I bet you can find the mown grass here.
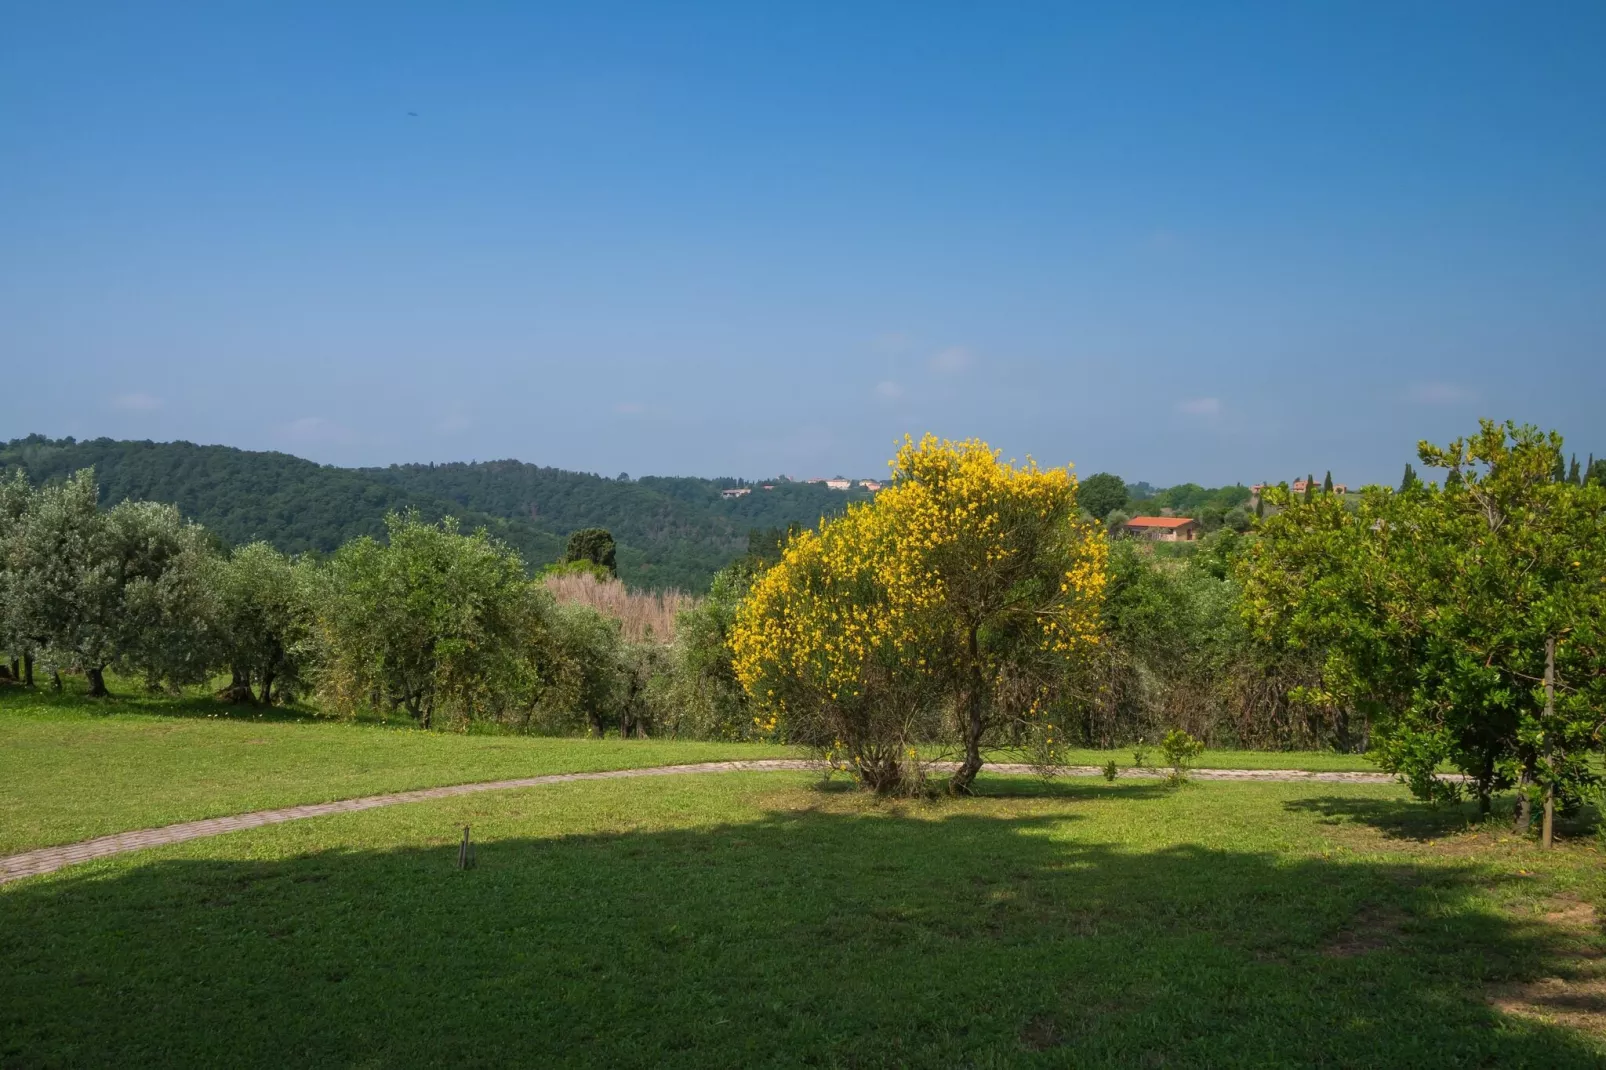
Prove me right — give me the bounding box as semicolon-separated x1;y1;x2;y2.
0;680;1376;855
0;679;796;854
4;773;1604;1067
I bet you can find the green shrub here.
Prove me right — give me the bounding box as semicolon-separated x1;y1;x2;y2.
1160;728;1205;786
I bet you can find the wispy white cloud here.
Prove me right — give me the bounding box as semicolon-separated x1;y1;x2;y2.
873;380;903;401
1404;381;1477;406
1176;396;1221;416
930;346;972;374
282;416;358;445
111;392;163;411
614;401;646;416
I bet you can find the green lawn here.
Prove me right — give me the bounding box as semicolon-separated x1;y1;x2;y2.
3;772;1603;1067
0;683;1376;855
0;683;796;854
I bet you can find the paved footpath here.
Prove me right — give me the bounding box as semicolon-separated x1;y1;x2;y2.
0;760;1398;885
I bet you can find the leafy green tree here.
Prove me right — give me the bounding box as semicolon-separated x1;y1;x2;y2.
1400;463;1418;492
103;500;222;692
0;470;37;683
1078;473;1129;521
213;542;315;704
5;470;216;696
564;528;618;576
540;601;624;736
6;470;101;690
1242;421;1606;828
655;561;760;739
317;512;541;728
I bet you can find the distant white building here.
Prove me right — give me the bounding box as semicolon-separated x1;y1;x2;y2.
860;480;882;492
825;478;852;490
721;488;751;499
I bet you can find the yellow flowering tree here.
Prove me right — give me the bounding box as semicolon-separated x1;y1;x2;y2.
730;502;939;792
732;435;1107;794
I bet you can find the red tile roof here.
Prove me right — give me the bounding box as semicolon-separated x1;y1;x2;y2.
1124;516;1197;529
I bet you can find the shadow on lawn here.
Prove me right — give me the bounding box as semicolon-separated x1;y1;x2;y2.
0;675;364;727
1287;795;1604;843
3;810;1602;1069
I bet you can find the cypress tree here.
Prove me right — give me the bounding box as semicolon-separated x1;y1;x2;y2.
1322;470;1333;494
1568;454;1581;485
1400;463;1417;492
1255;495;1265;519
1304;473;1315;503
1445;467;1464;488
1551;452;1566;483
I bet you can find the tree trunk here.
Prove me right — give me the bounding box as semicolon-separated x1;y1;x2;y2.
1514;763;1534;836
261;671;275;706
949;627;986;795
7;658;17;681
85;666;108;698
1541;637;1557;849
221;666;255;705
51;669;62;692
22;654;33;687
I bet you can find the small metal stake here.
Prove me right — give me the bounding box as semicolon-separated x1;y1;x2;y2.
457;825;476;870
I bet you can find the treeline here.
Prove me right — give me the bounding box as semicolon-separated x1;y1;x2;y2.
1077;472;1257;533
1;435;1276;591
0;436;879;591
0;467;753;739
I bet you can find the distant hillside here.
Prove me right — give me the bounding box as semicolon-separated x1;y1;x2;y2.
0;436;872;590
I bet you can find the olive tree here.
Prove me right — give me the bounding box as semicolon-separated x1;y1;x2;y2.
213;542;316;704
316;512;542;727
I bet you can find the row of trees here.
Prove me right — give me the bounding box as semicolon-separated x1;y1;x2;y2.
727;423;1605;818
8;422;1602;824
0;469;749;739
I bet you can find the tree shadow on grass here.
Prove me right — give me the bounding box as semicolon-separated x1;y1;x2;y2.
2;810;1602;1069
1286;795;1604;843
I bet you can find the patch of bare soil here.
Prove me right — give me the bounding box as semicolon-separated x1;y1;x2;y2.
1489;895;1606;1034
1541;895;1600;930
1322;903;1406;957
1491;972;1606;1033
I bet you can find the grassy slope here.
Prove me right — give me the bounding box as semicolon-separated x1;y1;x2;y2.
0;684;1379;855
4;773;1603;1067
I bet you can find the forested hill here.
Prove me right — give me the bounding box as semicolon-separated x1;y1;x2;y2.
0;436;873;590
362;460;875;588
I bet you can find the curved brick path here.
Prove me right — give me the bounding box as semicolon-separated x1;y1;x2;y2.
0;760;1400;885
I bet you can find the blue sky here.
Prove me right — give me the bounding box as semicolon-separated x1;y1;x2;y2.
3;2;1602;486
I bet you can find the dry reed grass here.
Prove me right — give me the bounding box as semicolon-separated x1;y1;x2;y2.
543;571;699;644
